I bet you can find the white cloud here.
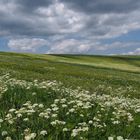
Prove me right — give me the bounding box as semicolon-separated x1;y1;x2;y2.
89;41;140;53
46;39;91;54
35;2;86;33
7;37;140;55
8;38;47;52
46;39;140;54
82;11;140;40
124;48;140;55
0;1;18;14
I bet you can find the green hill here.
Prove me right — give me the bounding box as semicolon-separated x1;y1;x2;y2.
0;52;140;140
0;52;140;93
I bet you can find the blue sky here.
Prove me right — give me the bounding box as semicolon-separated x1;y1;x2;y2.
0;0;140;55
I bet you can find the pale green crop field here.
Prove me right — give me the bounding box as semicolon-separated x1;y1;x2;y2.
0;52;140;140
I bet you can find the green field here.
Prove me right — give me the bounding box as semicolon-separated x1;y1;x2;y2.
0;52;140;140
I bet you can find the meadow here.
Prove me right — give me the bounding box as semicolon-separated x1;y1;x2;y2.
0;52;140;140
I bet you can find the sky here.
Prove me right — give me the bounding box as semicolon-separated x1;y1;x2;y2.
0;0;140;55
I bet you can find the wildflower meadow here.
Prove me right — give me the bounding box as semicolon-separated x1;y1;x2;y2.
0;52;140;140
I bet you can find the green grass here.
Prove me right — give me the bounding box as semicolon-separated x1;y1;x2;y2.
0;51;140;140
0;52;140;96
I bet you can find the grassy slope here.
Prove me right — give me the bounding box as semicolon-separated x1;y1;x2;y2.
0;52;140;139
0;51;140;97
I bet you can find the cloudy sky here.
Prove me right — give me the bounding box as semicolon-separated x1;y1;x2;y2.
0;0;140;55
